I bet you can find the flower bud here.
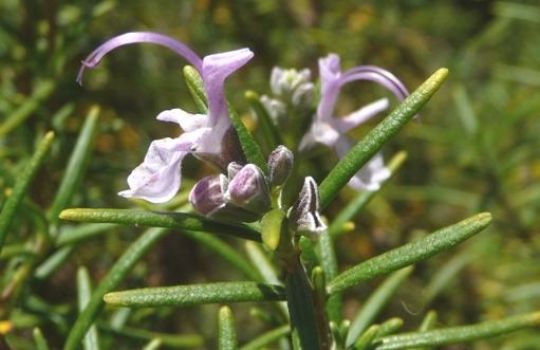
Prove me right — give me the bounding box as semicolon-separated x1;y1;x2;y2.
189;175;260;222
267;145;294;186
227;162;243;179
260;95;286;125
270;67;311;96
291;81;314;107
189;175;228;217
226;164;271;214
288;176;327;239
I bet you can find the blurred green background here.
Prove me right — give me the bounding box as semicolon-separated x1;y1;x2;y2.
1;0;540;348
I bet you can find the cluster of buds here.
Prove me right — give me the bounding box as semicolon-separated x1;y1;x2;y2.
189;145;293;223
260;67;314;125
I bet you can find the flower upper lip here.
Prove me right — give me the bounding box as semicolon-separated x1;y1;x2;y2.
300;53;410;191
78;32;253;203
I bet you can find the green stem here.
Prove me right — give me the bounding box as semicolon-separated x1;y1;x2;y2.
284;255;328;349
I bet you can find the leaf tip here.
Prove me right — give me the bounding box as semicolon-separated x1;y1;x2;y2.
244;90;258;100
182;64;199;77
88;105;101;120
44;131;55;141
475;212;492;226
425;68;450;91
219;305;233;317
387;151;408;173
58;208;76;220
103;292;118;304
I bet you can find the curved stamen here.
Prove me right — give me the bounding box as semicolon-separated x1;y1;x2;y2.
341;65;410;101
77;32;203;85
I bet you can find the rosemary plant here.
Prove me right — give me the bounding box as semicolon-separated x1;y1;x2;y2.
1;27;539;350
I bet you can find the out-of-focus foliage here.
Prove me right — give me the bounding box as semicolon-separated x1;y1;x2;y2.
1;0;539;348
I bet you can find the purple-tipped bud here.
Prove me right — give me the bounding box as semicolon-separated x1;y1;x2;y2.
267;145;294;186
289;177;327;239
189;175;228;217
189;174;261;222
226;164;271;214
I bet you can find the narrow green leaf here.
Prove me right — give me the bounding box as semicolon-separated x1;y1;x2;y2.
244;242;288;317
418;311;438;332
77;267;101;350
48;106;100;223
410;311;438;350
240;325;290;350
329;151;407;237
354;325;380;350
181;65;267;171
33;327;50;350
452;85;478;135
142;338;162;350
55;223;118;247
0;81;55;136
218;306;238;350
59;208;261;242
244;242;281;285
377;318;404;337
183;65;208;113
0;243;34;260
64;227;169;350
346;267;413;346
423;253;471;305
98;323;204;348
103;282;284;307
245;90;282;153
375;311;540;349
317;230;341;324
319;69;449;209
327;213;491;294
34;246;74;279
0;131;55;255
260;209;285;250
228;106;269;173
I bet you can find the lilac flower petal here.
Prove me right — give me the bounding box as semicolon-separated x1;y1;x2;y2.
299;121;341;150
335;138;390;191
156;108;207;132
202;48;254;124
341;65;410;101
77;32;202;85
334;98;389;133
316;54;342;123
119;130;205;203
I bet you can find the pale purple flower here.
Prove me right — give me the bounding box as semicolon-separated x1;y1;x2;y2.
300;54;410;191
78;32;253;203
